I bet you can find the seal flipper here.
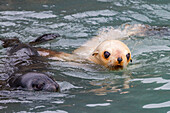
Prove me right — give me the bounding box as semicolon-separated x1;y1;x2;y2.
29;33;60;46
36;47;72;61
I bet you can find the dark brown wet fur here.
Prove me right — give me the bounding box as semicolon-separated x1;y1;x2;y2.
0;36;60;92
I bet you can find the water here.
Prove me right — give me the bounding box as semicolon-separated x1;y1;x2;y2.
0;0;170;112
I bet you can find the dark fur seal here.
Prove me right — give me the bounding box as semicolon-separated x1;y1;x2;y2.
0;34;60;92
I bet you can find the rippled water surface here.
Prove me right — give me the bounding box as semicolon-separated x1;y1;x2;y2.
0;0;170;113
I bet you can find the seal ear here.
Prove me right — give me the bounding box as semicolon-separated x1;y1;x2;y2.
89;50;102;65
91;49;99;57
92;52;98;56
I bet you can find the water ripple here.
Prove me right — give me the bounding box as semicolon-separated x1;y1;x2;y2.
143;101;170;109
0;11;56;20
86;103;111;107
64;10;118;20
132;77;170;90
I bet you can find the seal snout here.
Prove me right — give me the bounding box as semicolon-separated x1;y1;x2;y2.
117;57;123;64
44;83;60;92
31;80;60;92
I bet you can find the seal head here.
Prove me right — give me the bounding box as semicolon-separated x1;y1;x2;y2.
9;72;60;92
89;40;132;70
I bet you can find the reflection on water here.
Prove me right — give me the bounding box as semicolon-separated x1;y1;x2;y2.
0;0;169;112
89;72;132;95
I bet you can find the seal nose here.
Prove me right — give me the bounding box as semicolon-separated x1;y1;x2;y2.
45;83;60;92
54;84;60;92
117;57;122;64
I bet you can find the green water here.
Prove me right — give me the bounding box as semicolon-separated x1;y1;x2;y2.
0;0;170;113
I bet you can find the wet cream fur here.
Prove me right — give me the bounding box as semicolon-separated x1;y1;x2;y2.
38;24;146;69
73;24;146;58
88;40;131;69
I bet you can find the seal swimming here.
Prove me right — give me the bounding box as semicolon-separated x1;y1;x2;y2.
0;34;60;92
0;24;167;91
36;24;149;70
36;24;168;70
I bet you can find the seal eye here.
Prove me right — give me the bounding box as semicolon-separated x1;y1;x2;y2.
32;82;45;91
126;53;130;61
104;51;110;59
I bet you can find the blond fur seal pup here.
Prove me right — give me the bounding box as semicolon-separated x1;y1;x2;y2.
37;24;149;70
